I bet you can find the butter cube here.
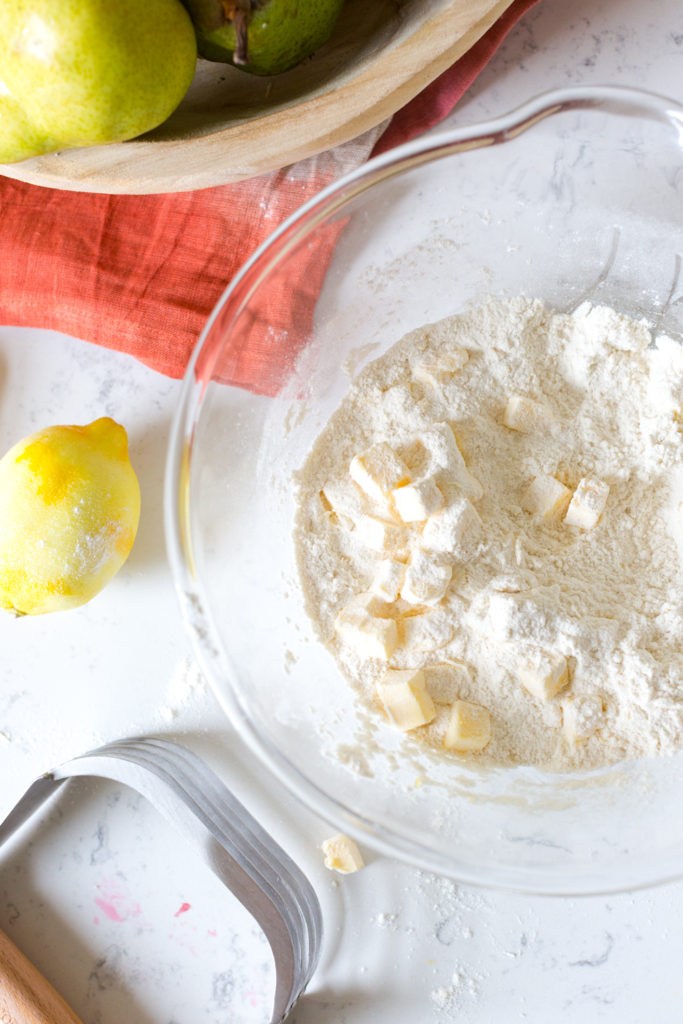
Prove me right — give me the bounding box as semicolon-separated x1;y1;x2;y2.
321;834;364;874
516;649;569;701
401;550;452;605
521;474;572;520
320;479;367;524
503;395;553;433
377;668;436;730
335;599;398;659
355;514;407;555
392;477;444;522
419;422;467;474
443;700;492;751
350;443;410;502
562;695;605;744
370;559;405;602
412;347;469;387
421;497;483;560
413;423;483;501
564;477;609;530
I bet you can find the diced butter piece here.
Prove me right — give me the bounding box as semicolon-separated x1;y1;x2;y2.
392;477;444;522
521;474;572;520
400;609;455;652
321;834;364;874
562;695;605;744
355;514;407;555
503;395;553;433
401;550;452;605
350;442;410;502
411;347;469;387
370;559;405;602
484;591;528;643
320;478;367;524
443;700;492;751
482;591;556;646
335;599;398;659
516;649;569;701
410;423;484;501
564;477;609;530
377;668;436;731
420;422;467;474
421;497;483;560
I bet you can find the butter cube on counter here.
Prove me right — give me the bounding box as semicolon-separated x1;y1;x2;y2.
392;477;444;522
321;834;365;874
401;550;452;605
421;496;483;560
443;700;492;751
350;443;410;503
370;558;405;602
377;668;436;730
516;648;569;701
521;474;572;520
411;347;469;387
334;596;398;660
564;477;609;530
503;395;553;433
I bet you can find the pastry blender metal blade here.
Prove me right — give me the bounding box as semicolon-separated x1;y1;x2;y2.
0;736;322;1024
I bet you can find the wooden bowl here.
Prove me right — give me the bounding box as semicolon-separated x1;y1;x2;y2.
0;0;513;194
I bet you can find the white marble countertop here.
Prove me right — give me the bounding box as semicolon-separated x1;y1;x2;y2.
1;1;682;1021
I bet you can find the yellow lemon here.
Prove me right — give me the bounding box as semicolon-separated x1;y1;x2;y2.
0;417;140;615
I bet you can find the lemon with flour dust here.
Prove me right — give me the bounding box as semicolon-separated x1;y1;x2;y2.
0;418;140;615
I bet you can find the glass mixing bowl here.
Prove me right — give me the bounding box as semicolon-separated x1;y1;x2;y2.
166;86;683;895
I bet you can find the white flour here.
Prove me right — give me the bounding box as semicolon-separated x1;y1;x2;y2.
293;298;683;769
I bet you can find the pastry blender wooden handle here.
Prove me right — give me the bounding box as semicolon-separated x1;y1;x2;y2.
0;926;84;1024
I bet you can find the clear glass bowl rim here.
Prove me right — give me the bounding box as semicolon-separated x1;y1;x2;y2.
164;84;683;895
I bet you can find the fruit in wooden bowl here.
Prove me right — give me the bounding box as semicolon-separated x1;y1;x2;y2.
0;418;140;615
182;0;346;74
0;0;511;193
0;0;197;164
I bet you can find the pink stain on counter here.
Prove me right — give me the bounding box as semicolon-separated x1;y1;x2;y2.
94;878;142;922
174;902;191;917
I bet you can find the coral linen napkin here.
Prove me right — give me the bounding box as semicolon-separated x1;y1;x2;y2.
0;0;538;383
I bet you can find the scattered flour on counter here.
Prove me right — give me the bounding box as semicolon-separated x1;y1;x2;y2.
158;656;207;723
293;297;683;770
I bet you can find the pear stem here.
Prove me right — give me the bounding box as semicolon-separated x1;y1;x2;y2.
221;0;254;64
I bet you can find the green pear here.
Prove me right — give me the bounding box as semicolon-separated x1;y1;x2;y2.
182;0;345;75
0;0;197;164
